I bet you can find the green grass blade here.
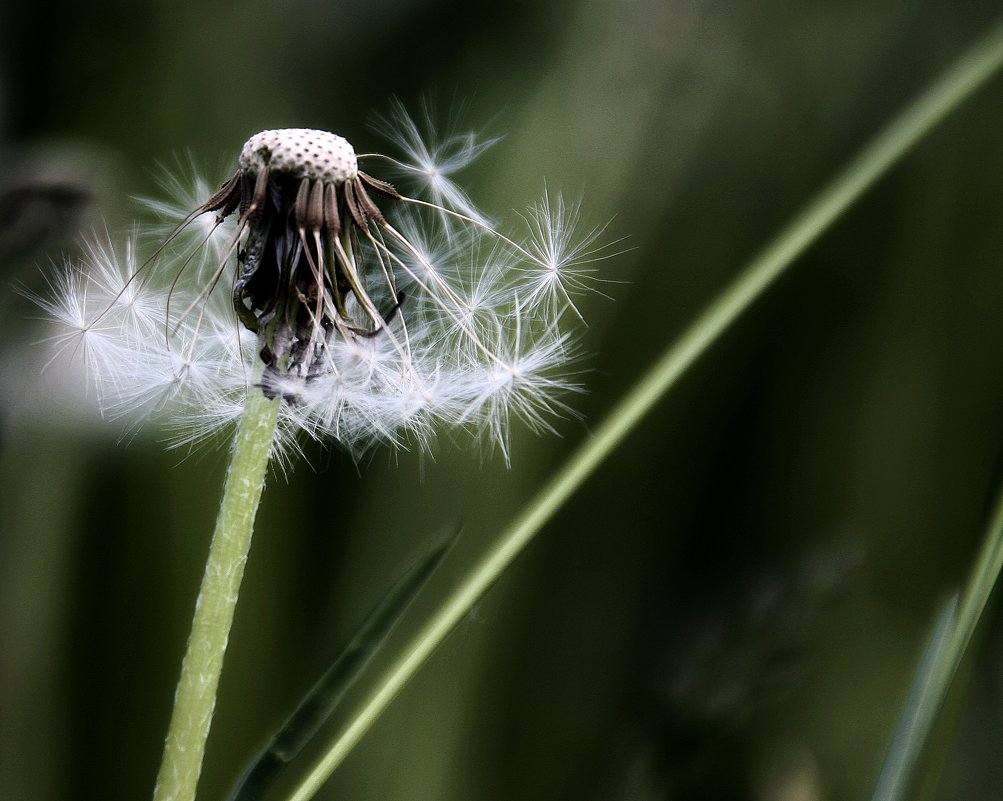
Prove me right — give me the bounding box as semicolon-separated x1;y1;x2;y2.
871;478;1003;800
949;480;1003;677
871;596;958;801
284;18;1003;801
225;531;458;801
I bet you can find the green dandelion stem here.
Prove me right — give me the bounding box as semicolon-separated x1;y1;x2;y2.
153;386;280;801
285;17;1003;801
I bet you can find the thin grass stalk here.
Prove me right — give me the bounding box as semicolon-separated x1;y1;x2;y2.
947;477;1003;679
873;476;1003;801
870;596;957;801
284;17;1003;801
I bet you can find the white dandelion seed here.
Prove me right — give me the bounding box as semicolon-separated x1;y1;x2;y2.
517;187;626;321
39;108;617;460
368;98;499;225
138;156;237;276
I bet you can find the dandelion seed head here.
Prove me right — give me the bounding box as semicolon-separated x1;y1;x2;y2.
38;106;618;461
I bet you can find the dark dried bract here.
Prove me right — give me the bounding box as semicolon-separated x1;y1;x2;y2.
198;151;404;395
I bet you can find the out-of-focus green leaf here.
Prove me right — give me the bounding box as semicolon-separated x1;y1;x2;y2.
224;529;459;801
871;595;956;801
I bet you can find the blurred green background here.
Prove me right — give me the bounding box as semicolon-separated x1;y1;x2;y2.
4;1;1003;799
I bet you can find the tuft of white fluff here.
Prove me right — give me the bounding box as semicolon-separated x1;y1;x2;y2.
39;107;616;463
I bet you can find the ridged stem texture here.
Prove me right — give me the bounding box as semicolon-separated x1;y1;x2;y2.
153;387;280;801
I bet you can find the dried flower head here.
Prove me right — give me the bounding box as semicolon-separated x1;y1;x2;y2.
39;109;615;459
